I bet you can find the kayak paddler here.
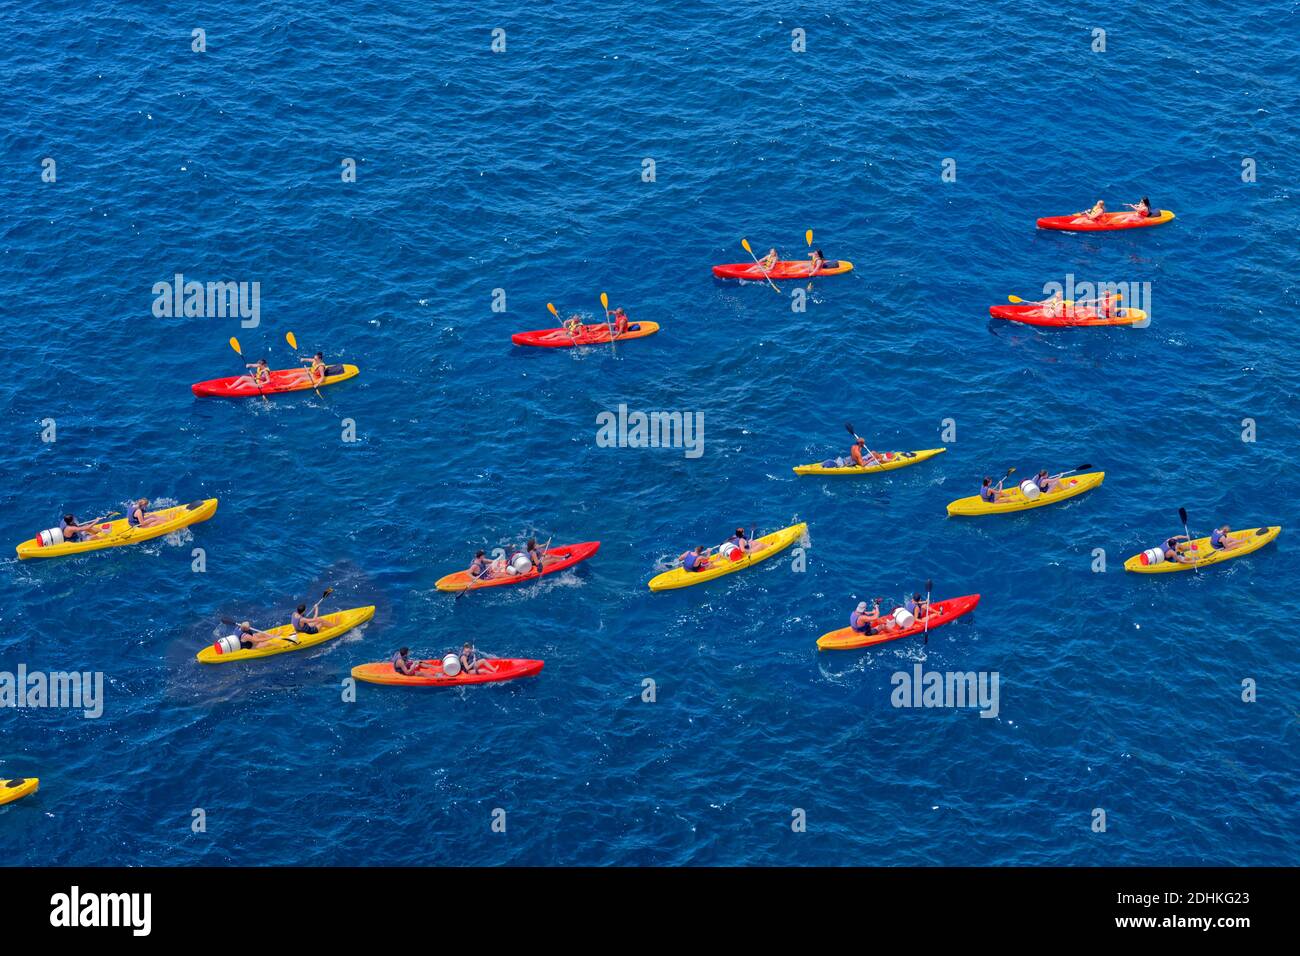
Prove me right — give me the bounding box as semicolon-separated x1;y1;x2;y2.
563;314;585;342
467;549;494;582
807;249;826;275
459;642;492;675
1126;196;1158;218
1211;525;1247;552
979;476;1013;504
525;538;546;572
612;307;631;338
127;498;166;528
679;545;711;573
301;352;328;385
59;513;104;542
721;527;767;561
232;621;277;650
392;647;425;675
291;599;331;635
759;248;779;270
1031;470;1063;494
233;357;271;389
850;438;891;469
1153;534;1195;564
1080;200;1106;221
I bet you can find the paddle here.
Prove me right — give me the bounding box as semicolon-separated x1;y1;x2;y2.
805;229;817;288
1047;463;1092;485
285;331;324;399
309;587;334;619
923;577;934;644
599;291;616;348
229;336;268;404
844;422;885;468
1179;506;1199;573
740;238;781;293
547;302;579;344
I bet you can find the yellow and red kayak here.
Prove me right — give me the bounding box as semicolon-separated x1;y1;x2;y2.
712;260;853;280
817;594;981;650
512;322;659;347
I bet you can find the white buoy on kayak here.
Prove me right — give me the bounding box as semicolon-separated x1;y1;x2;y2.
1019;480;1042;500
442;654;461;676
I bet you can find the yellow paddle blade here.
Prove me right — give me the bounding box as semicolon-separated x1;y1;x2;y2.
600;292;609;309
805;229;813;246
741;238;753;254
1008;295;1025;303
286;331;298;350
228;336;243;355
547;302;558;317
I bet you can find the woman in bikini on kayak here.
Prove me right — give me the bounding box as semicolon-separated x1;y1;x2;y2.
233;358;272;389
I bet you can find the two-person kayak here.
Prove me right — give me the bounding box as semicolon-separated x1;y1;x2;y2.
351;657;544;687
435;540;600;591
1125;525;1280;573
192;364;359;397
198;605;376;663
512;322;659;348
16;498;218;559
947;470;1104;516
1037;197;1175;232
713;259;853;280
648;522;806;590
989;304;1147;327
818;594;981;650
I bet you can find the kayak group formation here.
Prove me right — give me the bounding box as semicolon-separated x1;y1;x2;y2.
1;200;1275;799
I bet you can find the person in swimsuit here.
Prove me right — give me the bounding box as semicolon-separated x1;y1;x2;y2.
612;307;630;338
1081;200;1106;220
808;249;826;275
59;513;103;543
1126;196;1157;218
759;248;779;270
1038;290;1065;318
680;545;711;573
904;593;929;617
563;315;585;341
980;477;1013;504
233;621;277;650
127;498;165;528
234;358;271;389
391;647;424;675
291;602;330;635
459;642;492;675
1211;525;1245;551
1158;534;1195;563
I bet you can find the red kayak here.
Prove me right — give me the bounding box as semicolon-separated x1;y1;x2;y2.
817;594;981;650
435;541;601;591
989;304;1147;327
712;259;854;280
192;364;360;397
512;321;660;348
1036;209;1175;232
351;658;544;686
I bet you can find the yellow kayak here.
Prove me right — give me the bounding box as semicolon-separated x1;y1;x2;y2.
648;522;806;591
15;498;219;559
0;778;38;806
946;472;1104;516
1124;526;1281;573
793;447;946;476
197;606;376;663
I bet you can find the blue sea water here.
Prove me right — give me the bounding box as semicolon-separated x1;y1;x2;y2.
1;1;1298;866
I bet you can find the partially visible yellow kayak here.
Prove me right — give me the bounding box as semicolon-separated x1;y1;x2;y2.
946;473;1104;516
648;523;806;591
1124;526;1281;573
794;447;946;476
0;778;38;806
15;498;218;559
197;606;376;663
